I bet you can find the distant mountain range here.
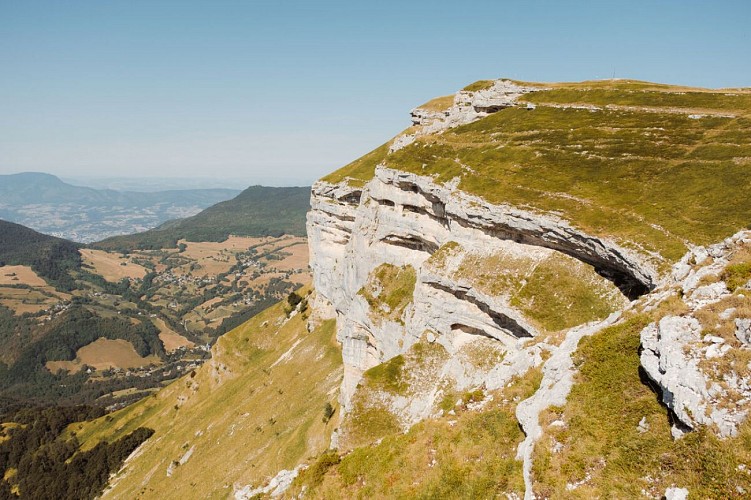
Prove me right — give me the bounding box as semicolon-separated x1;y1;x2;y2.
0;172;241;243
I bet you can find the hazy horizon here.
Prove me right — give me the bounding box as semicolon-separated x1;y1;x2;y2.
11;170;312;189
2;0;750;183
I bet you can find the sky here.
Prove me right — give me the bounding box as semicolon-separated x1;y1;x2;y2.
1;0;750;187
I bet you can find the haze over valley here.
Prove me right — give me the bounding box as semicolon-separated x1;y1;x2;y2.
0;173;241;243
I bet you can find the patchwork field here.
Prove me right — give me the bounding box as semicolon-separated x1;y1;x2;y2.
153;318;195;352
0;265;71;316
46;338;161;373
0;265;47;287
80;249;148;281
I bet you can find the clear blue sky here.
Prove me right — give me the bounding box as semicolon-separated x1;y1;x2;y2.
1;0;749;186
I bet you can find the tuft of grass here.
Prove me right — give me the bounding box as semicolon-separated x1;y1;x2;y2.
358;264;417;324
294;449;340;489
341;339;455;450
723;262;751;291
363;355;408;395
462;80;496;92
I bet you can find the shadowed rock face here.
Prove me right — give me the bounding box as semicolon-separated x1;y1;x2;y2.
307;165;654;410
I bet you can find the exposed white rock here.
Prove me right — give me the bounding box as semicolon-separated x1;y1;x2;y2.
664;486;689;500
689;281;729;306
515;313;621;500
640;231;751;438
736;318;751;345
637;416;650;433
308;165;654;414
640;316;720;434
389;80;543;153
234;465;304;499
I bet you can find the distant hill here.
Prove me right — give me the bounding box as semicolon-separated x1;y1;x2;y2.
94;185;311;250
0;172;239;206
0;219;81;289
0;172;240;242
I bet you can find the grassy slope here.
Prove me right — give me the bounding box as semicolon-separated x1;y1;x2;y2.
426;241;626;334
322;80;751;264
290;360;542;499
94;185;311;250
69;293;342;499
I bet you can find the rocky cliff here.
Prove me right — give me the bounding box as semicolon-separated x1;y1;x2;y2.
303;79;751;498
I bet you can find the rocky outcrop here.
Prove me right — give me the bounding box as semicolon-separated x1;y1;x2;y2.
234;466;303;499
390;80;543;153
307;163;658;413
640;231;751;438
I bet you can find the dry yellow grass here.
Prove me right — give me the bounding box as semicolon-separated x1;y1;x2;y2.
0;265;48;287
417;94;455;112
45;338;160;373
153;318;195;352
271;241;309;270
0;285;66;315
178;236;264;259
0;265;70;314
81;249;148;281
175;236;274;277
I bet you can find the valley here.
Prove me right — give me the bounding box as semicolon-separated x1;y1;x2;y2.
0;173;241;243
0;183;312;414
0;233;310;412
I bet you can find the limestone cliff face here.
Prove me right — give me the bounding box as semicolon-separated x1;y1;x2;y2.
307;164;653;413
306;77;751;470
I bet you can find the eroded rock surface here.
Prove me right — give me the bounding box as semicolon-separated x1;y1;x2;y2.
640;231;751;438
391;80;542;153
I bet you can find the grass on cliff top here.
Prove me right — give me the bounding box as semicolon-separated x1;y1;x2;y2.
531;312;751;498
417;95;455;112
523;86;751;113
290;366;542;499
324;80;751;264
321;142;391;186
67;290;342;500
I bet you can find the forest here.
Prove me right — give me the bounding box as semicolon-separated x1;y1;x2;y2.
0;405;153;499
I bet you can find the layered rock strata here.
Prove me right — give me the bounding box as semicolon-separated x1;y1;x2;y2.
307;165;656;410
